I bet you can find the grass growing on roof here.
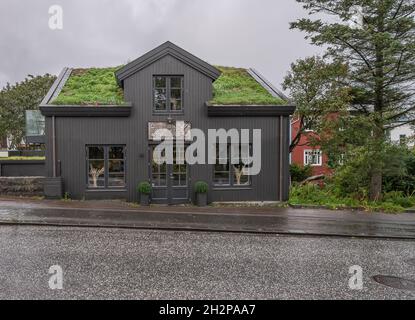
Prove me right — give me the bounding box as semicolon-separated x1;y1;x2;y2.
52;67;125;105
210;66;285;105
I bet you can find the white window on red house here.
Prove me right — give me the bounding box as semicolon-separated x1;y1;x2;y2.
304;150;322;166
303;119;314;132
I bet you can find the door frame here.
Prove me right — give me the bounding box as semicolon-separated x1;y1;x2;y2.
148;143;191;205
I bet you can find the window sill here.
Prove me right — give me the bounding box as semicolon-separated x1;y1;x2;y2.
86;188;127;192
213;186;252;191
152;112;184;116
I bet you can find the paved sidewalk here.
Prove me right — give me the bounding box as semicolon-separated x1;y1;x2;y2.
0;197;414;239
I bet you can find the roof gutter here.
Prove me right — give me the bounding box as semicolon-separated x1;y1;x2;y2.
206;103;296;117
39;104;133;117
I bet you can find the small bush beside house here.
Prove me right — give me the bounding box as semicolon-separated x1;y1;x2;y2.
137;181;151;206
195;181;208;207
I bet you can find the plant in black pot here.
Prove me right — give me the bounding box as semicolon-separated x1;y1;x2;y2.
137;181;151;206
195;181;208;207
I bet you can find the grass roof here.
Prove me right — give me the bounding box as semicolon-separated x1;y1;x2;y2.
210;66;285;105
52;67;125;105
51;65;285;106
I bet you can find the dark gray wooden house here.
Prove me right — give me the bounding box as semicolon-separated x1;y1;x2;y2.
40;42;295;204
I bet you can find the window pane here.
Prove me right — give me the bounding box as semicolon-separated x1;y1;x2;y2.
214;144;230;186
233;164;250;186
26;110;45;136
154;89;167;110
152;174;167;187
88;146;104;159
214;163;230;185
88;160;105;188
214;172;230;185
109;160;124;173
170;89;182;111
170;88;182;100
155;76;166;88
109;146;124;159
304;150;321;166
170;77;182;88
152;158;167;187
172;174;180;186
108;173;125;187
172;174;187;187
171;99;182;111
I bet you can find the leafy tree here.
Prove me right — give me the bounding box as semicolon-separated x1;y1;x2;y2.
0;74;56;148
283;56;351;152
291;0;415;200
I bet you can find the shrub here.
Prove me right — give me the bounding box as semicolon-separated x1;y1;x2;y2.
289;183;411;213
333;147;370;198
195;181;208;194
290;164;313;183
383;147;415;195
137;181;151;195
383;191;415;208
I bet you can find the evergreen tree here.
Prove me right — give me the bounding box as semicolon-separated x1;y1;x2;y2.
291;0;415;200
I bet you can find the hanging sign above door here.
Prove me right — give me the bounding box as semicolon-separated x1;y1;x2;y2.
148;121;192;141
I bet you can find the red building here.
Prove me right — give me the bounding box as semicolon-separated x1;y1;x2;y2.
290;117;332;176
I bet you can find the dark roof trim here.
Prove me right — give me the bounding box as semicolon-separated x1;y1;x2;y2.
39;104;132;117
115;41;221;85
247;68;290;102
206;103;296;117
40;68;72;105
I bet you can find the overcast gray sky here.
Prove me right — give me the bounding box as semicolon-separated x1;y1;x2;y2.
0;0;322;91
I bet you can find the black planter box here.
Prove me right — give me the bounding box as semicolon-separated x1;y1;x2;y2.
140;193;150;206
196;193;207;207
44;177;64;199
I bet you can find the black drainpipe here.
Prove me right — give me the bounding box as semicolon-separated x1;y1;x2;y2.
52;115;56;177
279;116;283;201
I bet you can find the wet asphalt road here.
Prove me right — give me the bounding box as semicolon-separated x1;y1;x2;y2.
0;225;414;300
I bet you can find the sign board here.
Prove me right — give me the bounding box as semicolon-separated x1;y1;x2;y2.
148;121;192;141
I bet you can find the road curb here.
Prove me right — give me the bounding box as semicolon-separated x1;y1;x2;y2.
1;219;414;240
290;204;415;214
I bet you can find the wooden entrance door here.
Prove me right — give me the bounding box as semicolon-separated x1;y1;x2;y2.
150;145;189;204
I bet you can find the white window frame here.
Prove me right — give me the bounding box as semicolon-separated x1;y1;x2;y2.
304;149;322;166
303;119;314;132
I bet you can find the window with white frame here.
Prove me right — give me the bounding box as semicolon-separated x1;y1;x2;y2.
304;150;322;166
303;118;314;132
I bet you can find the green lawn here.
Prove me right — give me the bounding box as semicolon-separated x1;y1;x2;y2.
210;66;286;105
52;67;125;105
51;65;286;106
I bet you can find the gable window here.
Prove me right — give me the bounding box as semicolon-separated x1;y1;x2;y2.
213;144;252;187
153;76;183;112
87;145;126;189
304;150;322;166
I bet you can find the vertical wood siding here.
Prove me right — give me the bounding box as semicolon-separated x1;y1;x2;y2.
45;55;290;202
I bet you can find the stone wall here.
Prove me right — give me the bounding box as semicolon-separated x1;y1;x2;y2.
0;177;44;196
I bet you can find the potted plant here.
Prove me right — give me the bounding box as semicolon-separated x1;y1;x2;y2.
137;181;151;206
195;181;208;207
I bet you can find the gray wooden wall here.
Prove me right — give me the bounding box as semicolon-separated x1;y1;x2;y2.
45;55;290;202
